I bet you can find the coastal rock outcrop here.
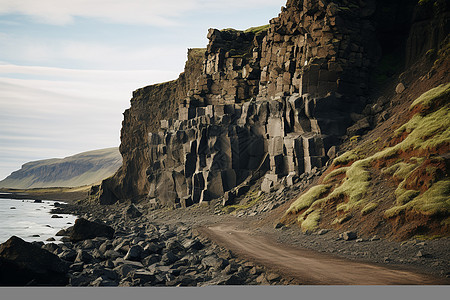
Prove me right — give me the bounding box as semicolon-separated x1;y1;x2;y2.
0;236;69;286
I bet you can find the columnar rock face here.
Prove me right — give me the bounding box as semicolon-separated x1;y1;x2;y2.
258;0;378;99
94;49;205;204
188;27;267;105
95;0;383;206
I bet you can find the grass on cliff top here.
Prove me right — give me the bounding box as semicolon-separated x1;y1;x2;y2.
282;83;450;230
221;24;269;36
244;24;270;35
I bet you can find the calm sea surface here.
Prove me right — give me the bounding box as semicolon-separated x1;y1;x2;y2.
0;194;77;243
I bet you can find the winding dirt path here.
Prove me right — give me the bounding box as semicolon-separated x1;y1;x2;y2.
199;223;447;285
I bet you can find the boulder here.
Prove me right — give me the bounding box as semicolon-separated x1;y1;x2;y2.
58;249;78;262
395;83;405;94
182;239;204;251
341;231;357;241
74;250;94;264
55;228;68;236
0;236;69;286
201;255;226;269
142;254;161;266
69;218;115;242
161;251;178;265
124;245;144;261
222;191;235;206
124;204;143;219
346;117;371;136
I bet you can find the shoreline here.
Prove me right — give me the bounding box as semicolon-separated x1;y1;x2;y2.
1;188;448;285
0;186;90;204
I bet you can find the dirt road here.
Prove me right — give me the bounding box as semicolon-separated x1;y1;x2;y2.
200;223;448;285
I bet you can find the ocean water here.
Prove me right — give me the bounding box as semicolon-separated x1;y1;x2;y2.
0;195;77;243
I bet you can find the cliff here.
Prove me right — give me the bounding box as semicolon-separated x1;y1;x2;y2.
92;0;449;240
0;148;121;189
94;0;380;205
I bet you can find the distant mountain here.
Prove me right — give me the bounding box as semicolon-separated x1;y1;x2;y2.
0;148;122;189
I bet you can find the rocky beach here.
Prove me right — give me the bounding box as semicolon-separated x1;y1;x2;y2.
2;170;448;287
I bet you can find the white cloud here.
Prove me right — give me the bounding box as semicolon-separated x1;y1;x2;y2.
0;32;189;70
0;63;180;99
0;0;283;26
0;0;198;25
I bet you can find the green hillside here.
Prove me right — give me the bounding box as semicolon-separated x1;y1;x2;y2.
0;148;122;189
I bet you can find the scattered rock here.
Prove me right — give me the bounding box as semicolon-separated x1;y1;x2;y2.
124;245;144;261
75;250;94;264
395;83;405;94
317;229;329;235
340;231;357;241
103;250;122;260
81;239;94;249
142;254;161;266
55;229;68;236
51;215;63;219
124;204;142;219
59;249;77;262
274;222;284;229
416;250;430;258
161;251;178;265
370;235;380;241
266;273;281;282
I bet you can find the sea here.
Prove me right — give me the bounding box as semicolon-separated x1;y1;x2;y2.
0;193;77;243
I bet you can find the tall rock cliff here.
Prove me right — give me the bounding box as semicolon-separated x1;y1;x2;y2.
93;0;449;208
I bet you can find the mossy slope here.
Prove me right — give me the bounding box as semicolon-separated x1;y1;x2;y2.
282;83;450;236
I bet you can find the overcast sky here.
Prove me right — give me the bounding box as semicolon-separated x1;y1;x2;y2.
0;0;284;180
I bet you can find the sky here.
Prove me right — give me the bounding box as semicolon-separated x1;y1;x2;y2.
0;0;284;180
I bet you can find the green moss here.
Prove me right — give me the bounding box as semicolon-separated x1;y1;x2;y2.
332;214;352;225
411;83;450;111
223;190;263;214
323;167;349;183
414;234;443;240
394;105;450;152
396;189;420;205
361;202;379;215
393;161;422;179
299;210;321;232
385;179;450;218
286;184;332;214
327;159;371;212
333;150;360;165
418;0;430;4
